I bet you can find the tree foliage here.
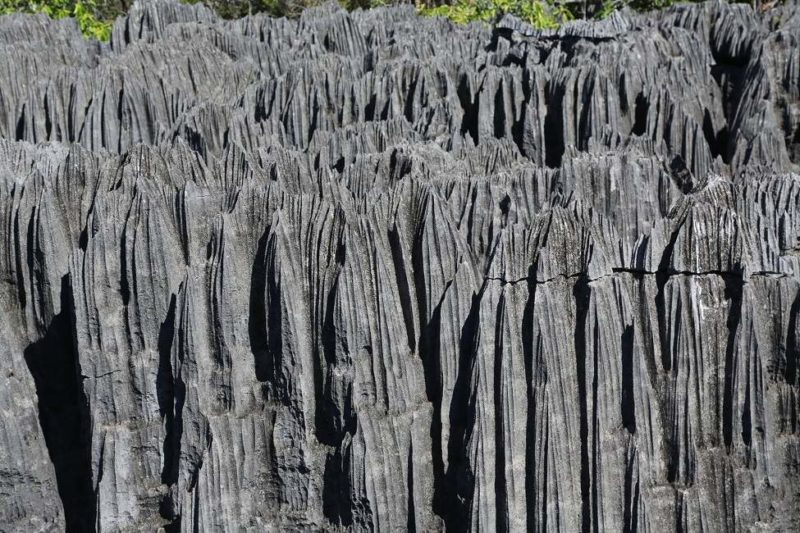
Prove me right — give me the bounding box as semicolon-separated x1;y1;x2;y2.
0;0;112;39
0;0;778;42
418;0;572;28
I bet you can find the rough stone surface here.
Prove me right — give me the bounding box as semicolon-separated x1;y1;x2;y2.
0;1;799;531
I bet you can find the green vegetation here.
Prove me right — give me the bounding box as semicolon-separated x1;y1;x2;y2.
417;0;764;27
0;0;113;40
181;0;298;19
418;0;572;29
0;0;780;42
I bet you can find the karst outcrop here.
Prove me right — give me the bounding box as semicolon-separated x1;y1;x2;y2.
0;0;798;530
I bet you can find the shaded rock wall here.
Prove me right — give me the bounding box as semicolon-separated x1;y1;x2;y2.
0;1;798;531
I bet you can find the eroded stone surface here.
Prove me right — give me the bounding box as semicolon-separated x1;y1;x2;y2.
0;1;798;531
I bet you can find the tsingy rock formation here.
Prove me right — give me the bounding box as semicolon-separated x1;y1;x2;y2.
0;0;798;530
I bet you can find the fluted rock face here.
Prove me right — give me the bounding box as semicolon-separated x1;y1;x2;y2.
0;0;799;531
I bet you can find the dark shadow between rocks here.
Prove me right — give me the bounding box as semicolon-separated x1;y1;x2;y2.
23;274;96;533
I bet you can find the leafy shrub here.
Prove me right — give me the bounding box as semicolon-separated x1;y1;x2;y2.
419;0;773;26
418;0;572;28
0;0;780;43
0;0;112;39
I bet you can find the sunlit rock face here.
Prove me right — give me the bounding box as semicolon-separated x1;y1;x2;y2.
0;0;798;530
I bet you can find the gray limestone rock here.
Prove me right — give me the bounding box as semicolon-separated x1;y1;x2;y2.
0;1;798;531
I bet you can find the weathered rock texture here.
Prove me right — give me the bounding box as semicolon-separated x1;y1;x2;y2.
0;0;799;531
